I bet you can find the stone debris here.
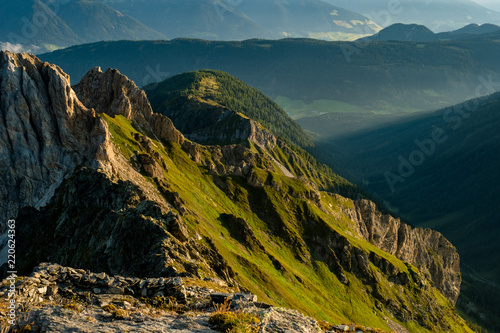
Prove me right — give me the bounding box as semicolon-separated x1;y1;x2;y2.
0;263;186;305
0;263;384;333
209;292;232;304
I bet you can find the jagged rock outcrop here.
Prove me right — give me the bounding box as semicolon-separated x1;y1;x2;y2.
348;199;461;304
74;67;184;145
0;51;112;226
183;109;278;150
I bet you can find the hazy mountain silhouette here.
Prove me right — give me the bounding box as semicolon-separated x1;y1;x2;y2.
324;0;500;32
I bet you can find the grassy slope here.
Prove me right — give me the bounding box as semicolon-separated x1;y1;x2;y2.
146;70;359;197
100;112;473;332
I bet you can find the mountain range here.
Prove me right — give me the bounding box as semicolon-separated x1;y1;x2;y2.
234;0;381;40
95;0;382;41
324;0;500;32
2;0;500;330
0;0;165;53
35;32;500;331
359;22;500;42
0;51;476;332
93;0;275;41
38;34;500;131
3;0;500;52
0;0;384;54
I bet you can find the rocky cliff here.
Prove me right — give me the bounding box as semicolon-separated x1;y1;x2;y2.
350;200;461;304
0;51;112;226
74;66;184;145
0;52;472;332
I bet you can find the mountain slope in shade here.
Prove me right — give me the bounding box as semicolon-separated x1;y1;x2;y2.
236;0;381;40
92;0;275;40
323;0;500;32
316;92;500;331
0;0;83;52
56;0;166;43
447;22;500;34
96;0;380;41
358;23;438;41
0;0;165;53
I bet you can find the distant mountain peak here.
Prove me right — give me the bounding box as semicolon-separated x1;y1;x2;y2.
322;0;500;32
358;23;438;42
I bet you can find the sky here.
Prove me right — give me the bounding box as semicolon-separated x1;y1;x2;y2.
471;0;500;11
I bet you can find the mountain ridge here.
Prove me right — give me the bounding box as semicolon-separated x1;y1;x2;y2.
323;0;500;32
314;91;500;331
358;22;500;42
38;36;500;116
0;51;473;332
94;0;381;41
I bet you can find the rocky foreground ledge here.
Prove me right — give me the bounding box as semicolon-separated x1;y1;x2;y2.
0;263;398;333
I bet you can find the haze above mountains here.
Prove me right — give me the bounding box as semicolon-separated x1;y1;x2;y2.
325;0;500;32
0;0;166;53
0;0;384;53
3;0;500;54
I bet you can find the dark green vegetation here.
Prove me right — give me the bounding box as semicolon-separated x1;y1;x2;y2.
93;0;380;41
323;0;500;32
146;69;358;197
0;0;164;53
146;70;314;148
39;35;500;135
315;92;500;331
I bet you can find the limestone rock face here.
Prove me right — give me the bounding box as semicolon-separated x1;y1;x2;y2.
74;67;184;145
349;199;461;304
0;51;112;225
